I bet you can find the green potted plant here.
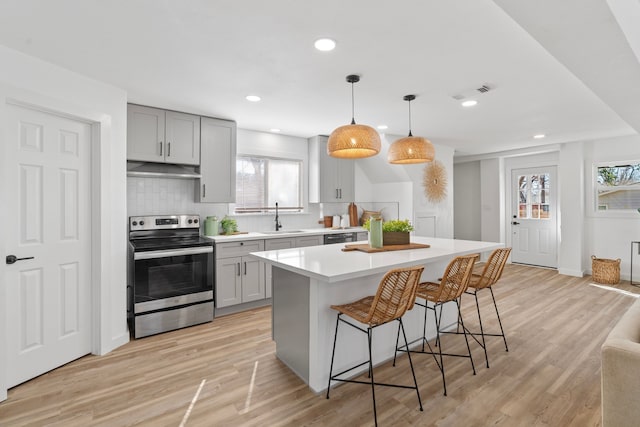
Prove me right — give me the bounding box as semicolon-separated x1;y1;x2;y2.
220;216;238;235
363;218;414;245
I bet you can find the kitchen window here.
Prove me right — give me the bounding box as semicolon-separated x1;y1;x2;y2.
595;162;640;211
235;156;303;213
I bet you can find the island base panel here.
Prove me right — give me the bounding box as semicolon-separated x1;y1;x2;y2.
273;267;310;382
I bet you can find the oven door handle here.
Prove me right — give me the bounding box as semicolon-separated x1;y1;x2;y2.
134;246;213;260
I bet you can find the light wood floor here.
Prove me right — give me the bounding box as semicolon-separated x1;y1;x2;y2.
1;264;638;426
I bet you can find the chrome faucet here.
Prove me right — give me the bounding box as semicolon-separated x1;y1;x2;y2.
275;202;282;231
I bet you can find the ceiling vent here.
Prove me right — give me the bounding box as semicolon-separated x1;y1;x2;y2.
451;83;494;101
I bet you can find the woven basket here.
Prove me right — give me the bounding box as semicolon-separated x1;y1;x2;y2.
591;255;621;284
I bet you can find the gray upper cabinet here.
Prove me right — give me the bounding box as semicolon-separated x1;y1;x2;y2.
197;117;237;203
127;104;201;165
308;135;355;203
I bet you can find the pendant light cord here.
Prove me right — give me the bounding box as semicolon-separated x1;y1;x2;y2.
350;81;356;125
407;98;413;137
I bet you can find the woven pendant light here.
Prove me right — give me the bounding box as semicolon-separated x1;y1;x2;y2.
328;75;381;159
388;95;435;164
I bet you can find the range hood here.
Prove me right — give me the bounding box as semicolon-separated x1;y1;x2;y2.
127;162;201;179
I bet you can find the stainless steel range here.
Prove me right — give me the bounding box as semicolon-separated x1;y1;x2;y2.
127;214;214;338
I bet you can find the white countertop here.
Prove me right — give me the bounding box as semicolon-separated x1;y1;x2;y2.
204;227;367;242
250;236;503;283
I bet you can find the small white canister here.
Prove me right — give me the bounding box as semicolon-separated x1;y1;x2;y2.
332;215;341;228
341;215;350;228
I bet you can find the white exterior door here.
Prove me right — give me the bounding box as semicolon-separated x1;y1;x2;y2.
511;166;558;268
4;103;92;387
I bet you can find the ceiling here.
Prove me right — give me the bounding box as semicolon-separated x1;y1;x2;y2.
0;0;639;157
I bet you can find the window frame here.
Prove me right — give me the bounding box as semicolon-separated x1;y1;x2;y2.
233;154;304;215
591;160;640;217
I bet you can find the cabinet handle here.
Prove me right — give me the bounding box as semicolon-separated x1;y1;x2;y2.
339;189;342;199
159;141;163;156
336;189;339;199
244;261;247;275
167;142;171;157
202;184;206;198
237;262;241;276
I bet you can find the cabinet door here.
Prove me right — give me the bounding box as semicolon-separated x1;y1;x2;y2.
198;117;237;202
309;135;355;202
165;111;201;165
356;232;368;241
216;257;242;308
127;104;165;162
241;257;265;302
336;159;355;201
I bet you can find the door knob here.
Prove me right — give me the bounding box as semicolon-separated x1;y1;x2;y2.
511;221;520;225
6;255;35;264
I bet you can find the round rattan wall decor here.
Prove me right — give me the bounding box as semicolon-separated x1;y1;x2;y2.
423;160;447;203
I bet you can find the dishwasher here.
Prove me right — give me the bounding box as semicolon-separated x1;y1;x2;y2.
324;232;357;245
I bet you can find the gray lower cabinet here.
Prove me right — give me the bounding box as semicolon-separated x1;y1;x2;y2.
357;232;368;241
215;240;265;308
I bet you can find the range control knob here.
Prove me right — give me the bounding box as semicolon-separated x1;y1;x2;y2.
132;221;138;226
193;218;199;224
188;219;193;224
139;221;145;226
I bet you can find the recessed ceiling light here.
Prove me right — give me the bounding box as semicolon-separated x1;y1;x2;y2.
533;134;546;139
246;95;261;102
314;38;336;51
270;128;281;133
461;100;478;107
377;125;388;130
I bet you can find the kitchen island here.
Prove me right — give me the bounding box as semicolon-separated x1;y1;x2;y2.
250;236;503;392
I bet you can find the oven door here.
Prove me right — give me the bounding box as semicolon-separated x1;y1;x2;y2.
133;246;214;313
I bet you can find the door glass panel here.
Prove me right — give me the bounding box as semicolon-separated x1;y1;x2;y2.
517;173;550;220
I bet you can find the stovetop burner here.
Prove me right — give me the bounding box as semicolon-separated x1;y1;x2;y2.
128;215;212;252
130;235;212;252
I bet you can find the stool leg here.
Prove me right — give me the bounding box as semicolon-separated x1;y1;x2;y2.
434;303;447;396
474;290;489;368
490;287;509;352
399;318;423;411
392;321;401;367
326;313;341;399
367;328;378;427
457;300;476;375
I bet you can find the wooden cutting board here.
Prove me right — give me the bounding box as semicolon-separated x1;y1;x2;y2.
341;242;431;253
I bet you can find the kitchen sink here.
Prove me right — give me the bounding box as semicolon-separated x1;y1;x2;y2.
260;230;305;234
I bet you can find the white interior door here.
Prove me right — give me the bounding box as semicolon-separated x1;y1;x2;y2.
511;166;558;268
4;103;92;388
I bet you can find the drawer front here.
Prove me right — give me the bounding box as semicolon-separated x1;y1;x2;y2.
296;235;323;247
265;238;295;250
216;240;265;258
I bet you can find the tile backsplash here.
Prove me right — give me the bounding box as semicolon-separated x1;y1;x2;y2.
126;177;395;233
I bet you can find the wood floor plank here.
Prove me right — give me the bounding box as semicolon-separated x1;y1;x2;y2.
0;264;637;426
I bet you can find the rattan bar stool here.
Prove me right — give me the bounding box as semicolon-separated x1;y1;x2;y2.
463;247;512;368
395;254;478;396
326;266;425;427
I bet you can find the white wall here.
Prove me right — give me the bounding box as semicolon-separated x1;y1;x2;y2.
480;158;505;244
558;142;585;276
454;161;481;240
0;45;128;400
354;136;455;238
584;134;640;280
454;135;640;280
